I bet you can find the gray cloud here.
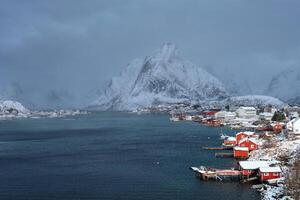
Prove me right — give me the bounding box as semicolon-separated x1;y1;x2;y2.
0;0;300;108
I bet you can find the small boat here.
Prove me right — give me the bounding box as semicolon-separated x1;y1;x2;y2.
220;133;229;140
170;117;179;122
170;115;180;122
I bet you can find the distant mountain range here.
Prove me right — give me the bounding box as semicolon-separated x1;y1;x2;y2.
1;44;299;110
204;66;253;96
265;66;300;105
92;43;229;110
92;43;290;110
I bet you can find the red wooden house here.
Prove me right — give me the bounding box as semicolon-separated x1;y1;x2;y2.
223;137;237;147
238;161;269;177
233;146;249;159
258;167;282;182
236;131;257;143
238;137;258;151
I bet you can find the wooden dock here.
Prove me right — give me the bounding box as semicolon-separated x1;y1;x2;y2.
190;166;241;181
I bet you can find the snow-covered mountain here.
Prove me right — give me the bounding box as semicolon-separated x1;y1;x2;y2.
0;99;88;120
266;67;300;105
92;43;229;110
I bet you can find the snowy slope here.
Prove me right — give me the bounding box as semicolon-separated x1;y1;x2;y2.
266;67;300;104
0;99;88;120
221;95;285;108
93;43;229;110
204;66;253;96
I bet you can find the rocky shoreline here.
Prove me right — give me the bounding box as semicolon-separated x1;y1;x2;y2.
249;134;300;199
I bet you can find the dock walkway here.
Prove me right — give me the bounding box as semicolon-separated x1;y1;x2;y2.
190;166;241;181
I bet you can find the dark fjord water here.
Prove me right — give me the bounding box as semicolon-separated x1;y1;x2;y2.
0;112;260;200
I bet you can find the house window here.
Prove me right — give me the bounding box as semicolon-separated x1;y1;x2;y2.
251;145;254;148
273;173;278;176
264;173;269;176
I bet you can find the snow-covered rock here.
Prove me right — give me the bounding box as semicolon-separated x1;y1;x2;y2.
0;99;88;120
0;100;30;119
266;67;300;104
221;95;286;108
92;43;229;110
250;136;300;200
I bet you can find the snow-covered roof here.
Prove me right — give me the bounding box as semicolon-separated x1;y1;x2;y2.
239;161;269;170
234;146;249;151
238;137;258;145
238;106;256;110
259;167;282;173
236;131;256;136
226;137;236;142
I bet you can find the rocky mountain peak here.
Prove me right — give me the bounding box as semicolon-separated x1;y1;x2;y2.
92;43;229;110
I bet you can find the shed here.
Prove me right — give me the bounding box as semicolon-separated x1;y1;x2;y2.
258;167;282;182
236;131;257;143
223;137;237;147
238;137;258;151
233;146;249;159
238;161;269;176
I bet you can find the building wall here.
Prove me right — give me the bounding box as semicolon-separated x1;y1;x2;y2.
234;150;249;158
259;172;281;181
239;140;257;151
236;133;248;143
236;107;257;119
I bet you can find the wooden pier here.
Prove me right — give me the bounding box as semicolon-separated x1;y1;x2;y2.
190;166;241;181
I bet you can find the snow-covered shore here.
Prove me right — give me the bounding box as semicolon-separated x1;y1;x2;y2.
249;134;300;200
0;100;88;120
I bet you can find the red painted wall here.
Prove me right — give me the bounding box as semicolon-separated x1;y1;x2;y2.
241;169;255;176
239;140;258;151
236;133;248;143
234;150;249;158
259;172;281;181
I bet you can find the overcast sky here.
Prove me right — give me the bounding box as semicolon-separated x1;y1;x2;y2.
0;0;300;108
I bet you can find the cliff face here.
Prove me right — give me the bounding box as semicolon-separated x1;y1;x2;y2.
93;43;228;110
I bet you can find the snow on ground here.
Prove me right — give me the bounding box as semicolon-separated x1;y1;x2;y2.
261;184;287;200
222;95;286;108
249;135;300;200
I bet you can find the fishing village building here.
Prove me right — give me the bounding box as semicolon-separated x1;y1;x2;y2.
238;137;258;151
223;137;237;146
235;131;257;143
214;111;236;120
236;107;257;119
233;146;249;159
258;167;282;182
238;161;269;177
